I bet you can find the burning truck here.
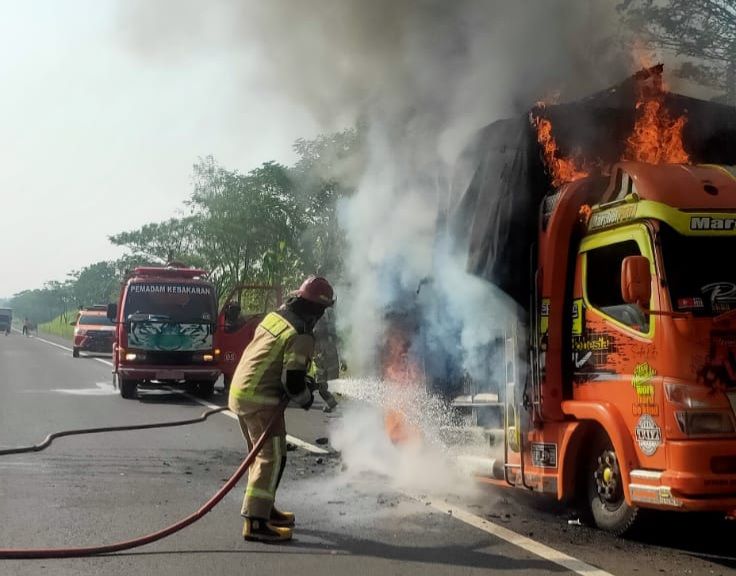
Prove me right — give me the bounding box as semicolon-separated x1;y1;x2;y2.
380;65;736;534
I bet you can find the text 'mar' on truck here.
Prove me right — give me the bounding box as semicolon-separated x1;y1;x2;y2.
443;67;736;534
108;265;220;400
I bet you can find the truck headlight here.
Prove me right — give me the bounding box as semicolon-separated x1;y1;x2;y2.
664;381;711;408
675;411;736;436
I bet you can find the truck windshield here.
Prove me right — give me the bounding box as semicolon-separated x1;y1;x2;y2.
660;224;736;316
78;315;113;326
123;283;216;323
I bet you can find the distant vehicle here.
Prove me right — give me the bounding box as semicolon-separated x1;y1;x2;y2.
71;305;114;357
0;308;12;335
108;266;219;399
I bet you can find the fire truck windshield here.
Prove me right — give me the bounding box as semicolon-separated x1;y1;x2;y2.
123;283;216;323
660;224;736;316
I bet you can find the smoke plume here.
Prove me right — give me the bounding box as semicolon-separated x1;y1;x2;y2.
121;0;631;391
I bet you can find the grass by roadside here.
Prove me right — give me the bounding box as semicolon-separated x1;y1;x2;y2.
39;313;76;340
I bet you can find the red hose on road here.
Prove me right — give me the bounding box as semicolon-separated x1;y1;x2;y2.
0;406;229;456
0;399;288;559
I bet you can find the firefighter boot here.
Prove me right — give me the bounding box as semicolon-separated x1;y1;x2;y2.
243;517;293;543
270;507;295;527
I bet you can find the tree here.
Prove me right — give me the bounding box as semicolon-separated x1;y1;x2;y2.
109;216;202;265
188;157;307;293
618;0;736;101
69;261;119;307
290;126;365;280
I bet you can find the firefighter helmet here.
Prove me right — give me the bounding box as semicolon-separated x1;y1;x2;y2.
295;276;335;307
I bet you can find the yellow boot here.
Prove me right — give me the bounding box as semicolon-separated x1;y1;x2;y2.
243;517;292;543
270;507;295;527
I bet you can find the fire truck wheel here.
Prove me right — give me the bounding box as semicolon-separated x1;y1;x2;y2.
72;347;80;358
587;433;639;535
119;378;138;399
193;381;215;399
223;374;232;391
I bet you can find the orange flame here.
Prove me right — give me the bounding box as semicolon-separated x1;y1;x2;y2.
381;324;422;444
624;89;689;164
579;204;592;225
381;325;422;386
533;113;589;188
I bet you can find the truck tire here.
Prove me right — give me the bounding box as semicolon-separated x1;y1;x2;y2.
586;431;639;535
193;381;215;399
119;378;138;399
72;347;80;358
223;374;232;391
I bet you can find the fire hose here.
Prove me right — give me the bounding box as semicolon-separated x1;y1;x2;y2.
0;399;289;559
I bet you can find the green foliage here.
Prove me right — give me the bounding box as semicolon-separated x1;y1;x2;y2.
9;256;162;325
39;313;76;340
10;282;76;326
188;157;306;292
290;126;365;279
109;217;204;266
14;127;365;310
618;0;736;100
69;261;119;308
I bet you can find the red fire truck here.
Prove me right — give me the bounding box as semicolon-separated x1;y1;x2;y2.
108;266;220;399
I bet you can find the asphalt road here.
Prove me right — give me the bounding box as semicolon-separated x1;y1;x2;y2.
1;331;735;576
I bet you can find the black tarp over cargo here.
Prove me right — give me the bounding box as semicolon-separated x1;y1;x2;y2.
448;66;736;310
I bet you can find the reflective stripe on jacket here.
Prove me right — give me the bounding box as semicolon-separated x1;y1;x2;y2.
228;311;314;409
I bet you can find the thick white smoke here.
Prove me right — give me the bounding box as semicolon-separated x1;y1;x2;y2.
121;0;630;418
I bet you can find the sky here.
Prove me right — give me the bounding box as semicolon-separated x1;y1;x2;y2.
0;0;319;297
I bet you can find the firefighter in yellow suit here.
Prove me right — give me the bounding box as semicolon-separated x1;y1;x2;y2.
228;275;336;543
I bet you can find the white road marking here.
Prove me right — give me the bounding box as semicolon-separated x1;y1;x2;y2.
31;334;114;368
52;382;118;396
418;499;613;576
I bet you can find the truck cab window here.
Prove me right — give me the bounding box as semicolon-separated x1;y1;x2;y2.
586;240;649;333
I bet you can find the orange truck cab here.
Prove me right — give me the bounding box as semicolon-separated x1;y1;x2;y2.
108;266;220;400
497;162;736;534
445;68;736;534
71;305;115;357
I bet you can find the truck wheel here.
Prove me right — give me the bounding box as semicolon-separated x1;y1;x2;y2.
72;347;80;358
119;378;138;399
194;381;215;399
223;374;232;391
586;432;639;535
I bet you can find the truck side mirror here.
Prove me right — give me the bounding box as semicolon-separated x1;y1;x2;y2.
621;256;651;307
107;303;118;322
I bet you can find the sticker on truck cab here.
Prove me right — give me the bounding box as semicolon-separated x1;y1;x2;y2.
531;442;558;468
635;414;662;456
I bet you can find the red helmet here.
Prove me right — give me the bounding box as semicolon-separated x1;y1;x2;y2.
295;275;335;307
